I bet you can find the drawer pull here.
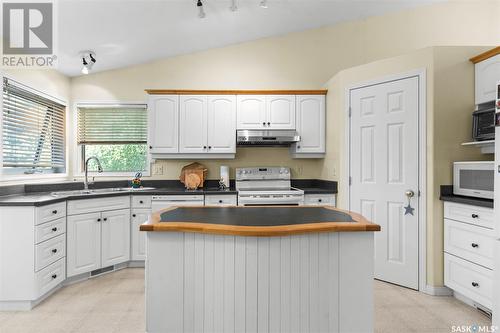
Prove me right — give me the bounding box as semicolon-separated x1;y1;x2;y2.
51;249;58;254
140;200;144;204
51;227;58;232
318;199;322;202
52;274;57;279
219;200;223;203
471;243;479;248
471;282;479;288
471;214;479;219
52;210;58;214
132;214;136;217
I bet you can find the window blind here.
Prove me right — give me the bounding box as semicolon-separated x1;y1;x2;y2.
2;78;66;173
77;106;147;144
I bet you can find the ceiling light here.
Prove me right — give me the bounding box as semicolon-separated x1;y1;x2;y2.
230;0;237;11
259;0;268;8
197;0;205;18
79;51;96;75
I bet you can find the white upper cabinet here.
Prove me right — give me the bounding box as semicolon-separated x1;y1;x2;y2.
207;95;237;154
475;54;500;104
292;95;325;156
266;95;296;129
236;95;267;129
148;95;179;153
237;95;295;129
179;95;208;153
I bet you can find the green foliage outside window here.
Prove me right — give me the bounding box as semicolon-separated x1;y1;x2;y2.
83;144;147;172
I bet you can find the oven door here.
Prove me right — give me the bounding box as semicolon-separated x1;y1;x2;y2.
237;194;304;206
453;162;494;199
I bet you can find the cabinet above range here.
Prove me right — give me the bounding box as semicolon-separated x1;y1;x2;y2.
146;90;327;159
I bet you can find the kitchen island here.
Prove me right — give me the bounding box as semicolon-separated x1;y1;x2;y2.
141;206;380;333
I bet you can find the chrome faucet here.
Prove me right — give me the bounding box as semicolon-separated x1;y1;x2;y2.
84;157;103;190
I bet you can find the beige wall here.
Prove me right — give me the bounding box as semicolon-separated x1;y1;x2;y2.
69;0;500;180
320;46;492;287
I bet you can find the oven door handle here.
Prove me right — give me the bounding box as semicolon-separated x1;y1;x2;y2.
237;195;304;205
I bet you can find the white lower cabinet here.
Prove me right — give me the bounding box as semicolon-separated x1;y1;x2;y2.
67;212;102;277
101;209;131;267
443;201;494;310
131;209;150;261
67;209;130;277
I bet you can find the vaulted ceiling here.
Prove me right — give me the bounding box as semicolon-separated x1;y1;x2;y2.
57;0;441;76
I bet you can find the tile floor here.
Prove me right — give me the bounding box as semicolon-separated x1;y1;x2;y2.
0;268;491;333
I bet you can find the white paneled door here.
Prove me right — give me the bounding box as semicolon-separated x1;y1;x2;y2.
349;76;419;289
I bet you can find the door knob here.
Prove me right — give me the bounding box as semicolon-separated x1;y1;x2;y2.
405;190;415;198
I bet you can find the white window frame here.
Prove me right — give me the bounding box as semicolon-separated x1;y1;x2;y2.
73;101;151;178
0;72;69;183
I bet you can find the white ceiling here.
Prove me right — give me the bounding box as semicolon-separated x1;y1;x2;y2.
57;0;440;77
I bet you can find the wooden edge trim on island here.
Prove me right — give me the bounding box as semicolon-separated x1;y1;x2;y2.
140;206;381;236
145;89;328;95
469;46;500;64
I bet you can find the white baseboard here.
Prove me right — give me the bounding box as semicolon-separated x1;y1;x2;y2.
422;285;453;296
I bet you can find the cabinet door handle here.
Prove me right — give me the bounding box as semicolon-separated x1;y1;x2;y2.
208;146;212;149
471;214;479;219
103;218;108;221
97;218;101;222
219;200;223;203
267;122;270;126
132;214;136;217
51;249;58;254
52;274;57;279
471;243;479;248
297;145;301;149
472;282;479;288
52;210;58;214
139;200;144;204
203;146;207;149
51;227;58;232
149;146;152;149
262;122;266;126
318;199;322;202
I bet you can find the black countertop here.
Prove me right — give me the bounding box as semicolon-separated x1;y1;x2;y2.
159;206;354;226
439;185;494;209
0;179;338;207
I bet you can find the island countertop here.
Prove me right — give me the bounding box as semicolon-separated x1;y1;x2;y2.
140;206;380;236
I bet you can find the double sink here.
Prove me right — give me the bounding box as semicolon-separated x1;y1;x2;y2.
51;187;155;197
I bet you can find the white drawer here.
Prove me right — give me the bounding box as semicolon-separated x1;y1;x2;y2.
67;196;130;215
132;196;152;209
444;202;494;229
444;253;493;309
35;258;65;298
444;219;494;269
304;194;336;206
35;234;66;272
35;202;66;225
35;217;66;244
205;194;237;206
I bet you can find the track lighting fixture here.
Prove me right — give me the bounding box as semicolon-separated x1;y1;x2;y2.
197;0;205;18
79;51;96;75
259;0;268;8
230;0;237;12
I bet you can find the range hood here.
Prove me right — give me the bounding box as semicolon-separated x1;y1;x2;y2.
237;130;300;146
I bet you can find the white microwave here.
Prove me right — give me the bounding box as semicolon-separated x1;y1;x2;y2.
453;161;494;199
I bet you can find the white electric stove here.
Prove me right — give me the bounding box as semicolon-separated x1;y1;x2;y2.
236;167;304;206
